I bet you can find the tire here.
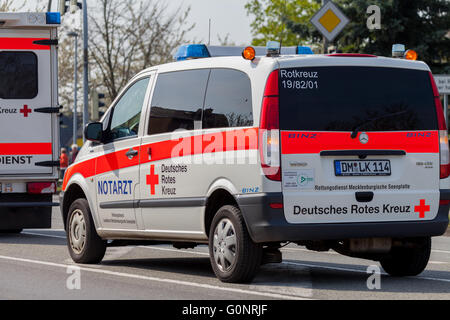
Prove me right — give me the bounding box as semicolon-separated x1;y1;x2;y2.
208;205;262;283
66;198;106;264
0;229;22;234
380;237;431;277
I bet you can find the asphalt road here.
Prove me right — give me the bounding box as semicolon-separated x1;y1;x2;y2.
0;204;449;300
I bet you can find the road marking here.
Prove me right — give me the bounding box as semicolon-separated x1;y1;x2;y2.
0;254;309;300
22;232;66;239
19;232;450;283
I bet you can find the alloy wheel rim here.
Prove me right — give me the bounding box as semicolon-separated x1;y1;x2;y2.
69;209;86;254
213;218;237;272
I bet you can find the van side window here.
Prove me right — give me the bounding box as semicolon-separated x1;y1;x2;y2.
148;69;209;135
203;69;253;129
0;52;38;99
108;77;149;141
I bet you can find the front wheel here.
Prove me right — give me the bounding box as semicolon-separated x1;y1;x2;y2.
66;198;106;264
380;237;431;277
208;205;262;283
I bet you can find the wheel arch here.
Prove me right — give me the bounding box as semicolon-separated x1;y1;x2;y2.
62;177;99;230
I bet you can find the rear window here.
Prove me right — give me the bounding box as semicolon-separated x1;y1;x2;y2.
0;52;38;99
279;66;437;131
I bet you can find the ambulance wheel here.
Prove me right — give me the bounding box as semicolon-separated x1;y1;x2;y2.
380;237;431;277
66;198;106;264
0;229;22;234
209;205;262;283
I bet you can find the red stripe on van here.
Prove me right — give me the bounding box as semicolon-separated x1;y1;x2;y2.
62;128;258;191
0;143;52;155
281;131;439;154
0;38;51;50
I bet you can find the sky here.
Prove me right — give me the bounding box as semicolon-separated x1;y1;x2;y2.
40;0;253;46
166;0;253;45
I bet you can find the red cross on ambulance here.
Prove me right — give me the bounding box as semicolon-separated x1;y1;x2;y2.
20;105;32;117
414;199;430;219
146;164;159;195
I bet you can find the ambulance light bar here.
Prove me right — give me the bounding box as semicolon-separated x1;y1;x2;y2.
174;44;314;61
46;12;61;25
0;12;61;28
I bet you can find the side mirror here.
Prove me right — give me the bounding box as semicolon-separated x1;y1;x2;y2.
84;122;103;143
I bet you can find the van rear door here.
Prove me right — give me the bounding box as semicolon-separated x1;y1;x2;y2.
279;66;440;224
0;28;55;176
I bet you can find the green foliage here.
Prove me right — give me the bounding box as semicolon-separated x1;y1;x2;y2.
245;0;321;46
337;0;450;73
246;0;450;73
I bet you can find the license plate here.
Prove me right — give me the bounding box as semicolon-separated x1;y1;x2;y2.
334;160;391;176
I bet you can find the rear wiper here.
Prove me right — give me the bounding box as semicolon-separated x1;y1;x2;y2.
350;110;408;139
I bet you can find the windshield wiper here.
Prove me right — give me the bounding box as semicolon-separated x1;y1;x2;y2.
350;110;408;139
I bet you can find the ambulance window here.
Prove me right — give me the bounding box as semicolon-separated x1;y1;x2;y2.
203;69;253;129
108;77;149;141
0;52;38;99
148;69;209;135
279;67;437;131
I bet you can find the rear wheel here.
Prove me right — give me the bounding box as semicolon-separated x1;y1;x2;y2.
380;237;431;277
66;198;106;264
208;205;262;283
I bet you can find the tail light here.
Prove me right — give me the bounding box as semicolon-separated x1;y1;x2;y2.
259;70;281;181
27;182;56;194
429;72;449;179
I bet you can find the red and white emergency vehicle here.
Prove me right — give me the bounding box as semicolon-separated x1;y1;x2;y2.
61;43;450;283
0;12;61;232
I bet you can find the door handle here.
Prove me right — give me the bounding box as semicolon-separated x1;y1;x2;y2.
125;148;138;159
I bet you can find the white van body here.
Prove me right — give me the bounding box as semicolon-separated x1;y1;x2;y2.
61;45;450;282
0;13;60;230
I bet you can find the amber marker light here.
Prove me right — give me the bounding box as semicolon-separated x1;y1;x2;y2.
242;46;256;61
404;49;418;61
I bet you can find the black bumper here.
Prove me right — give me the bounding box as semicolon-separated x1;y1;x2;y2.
0;194;58;230
237;191;450;243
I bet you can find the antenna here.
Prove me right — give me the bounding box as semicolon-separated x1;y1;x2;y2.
208;19;211;46
278;0;287;52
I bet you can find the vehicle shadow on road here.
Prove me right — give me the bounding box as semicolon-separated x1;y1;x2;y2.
0;233;66;246
283;259;450;295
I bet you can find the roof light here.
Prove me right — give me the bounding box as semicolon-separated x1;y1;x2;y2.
173;44;210;61
46;12;61;25
392;44;405;58
242;46;256;60
266;41;281;56
296;46;314;54
404;49;418;61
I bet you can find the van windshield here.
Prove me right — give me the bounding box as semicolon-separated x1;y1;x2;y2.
279;66;437;131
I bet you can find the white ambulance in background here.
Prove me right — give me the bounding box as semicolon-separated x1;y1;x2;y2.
0;12;61;232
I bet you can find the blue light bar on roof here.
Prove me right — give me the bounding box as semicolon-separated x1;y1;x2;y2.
174;44;210;61
297;46;314;54
46;12;61;24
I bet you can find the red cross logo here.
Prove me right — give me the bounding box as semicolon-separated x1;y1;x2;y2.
414;199;430;219
20;105;32;117
146;165;159;195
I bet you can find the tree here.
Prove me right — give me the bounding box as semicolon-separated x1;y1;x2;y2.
337;0;450;73
88;0;193;101
246;0;450;73
245;0;320;46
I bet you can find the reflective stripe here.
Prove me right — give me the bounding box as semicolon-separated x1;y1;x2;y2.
0;38;51;50
0;143;52;155
281;131;439;154
62;128;259;191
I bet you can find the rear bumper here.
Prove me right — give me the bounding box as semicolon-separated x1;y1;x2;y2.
0;193;57;229
237;191;450;243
